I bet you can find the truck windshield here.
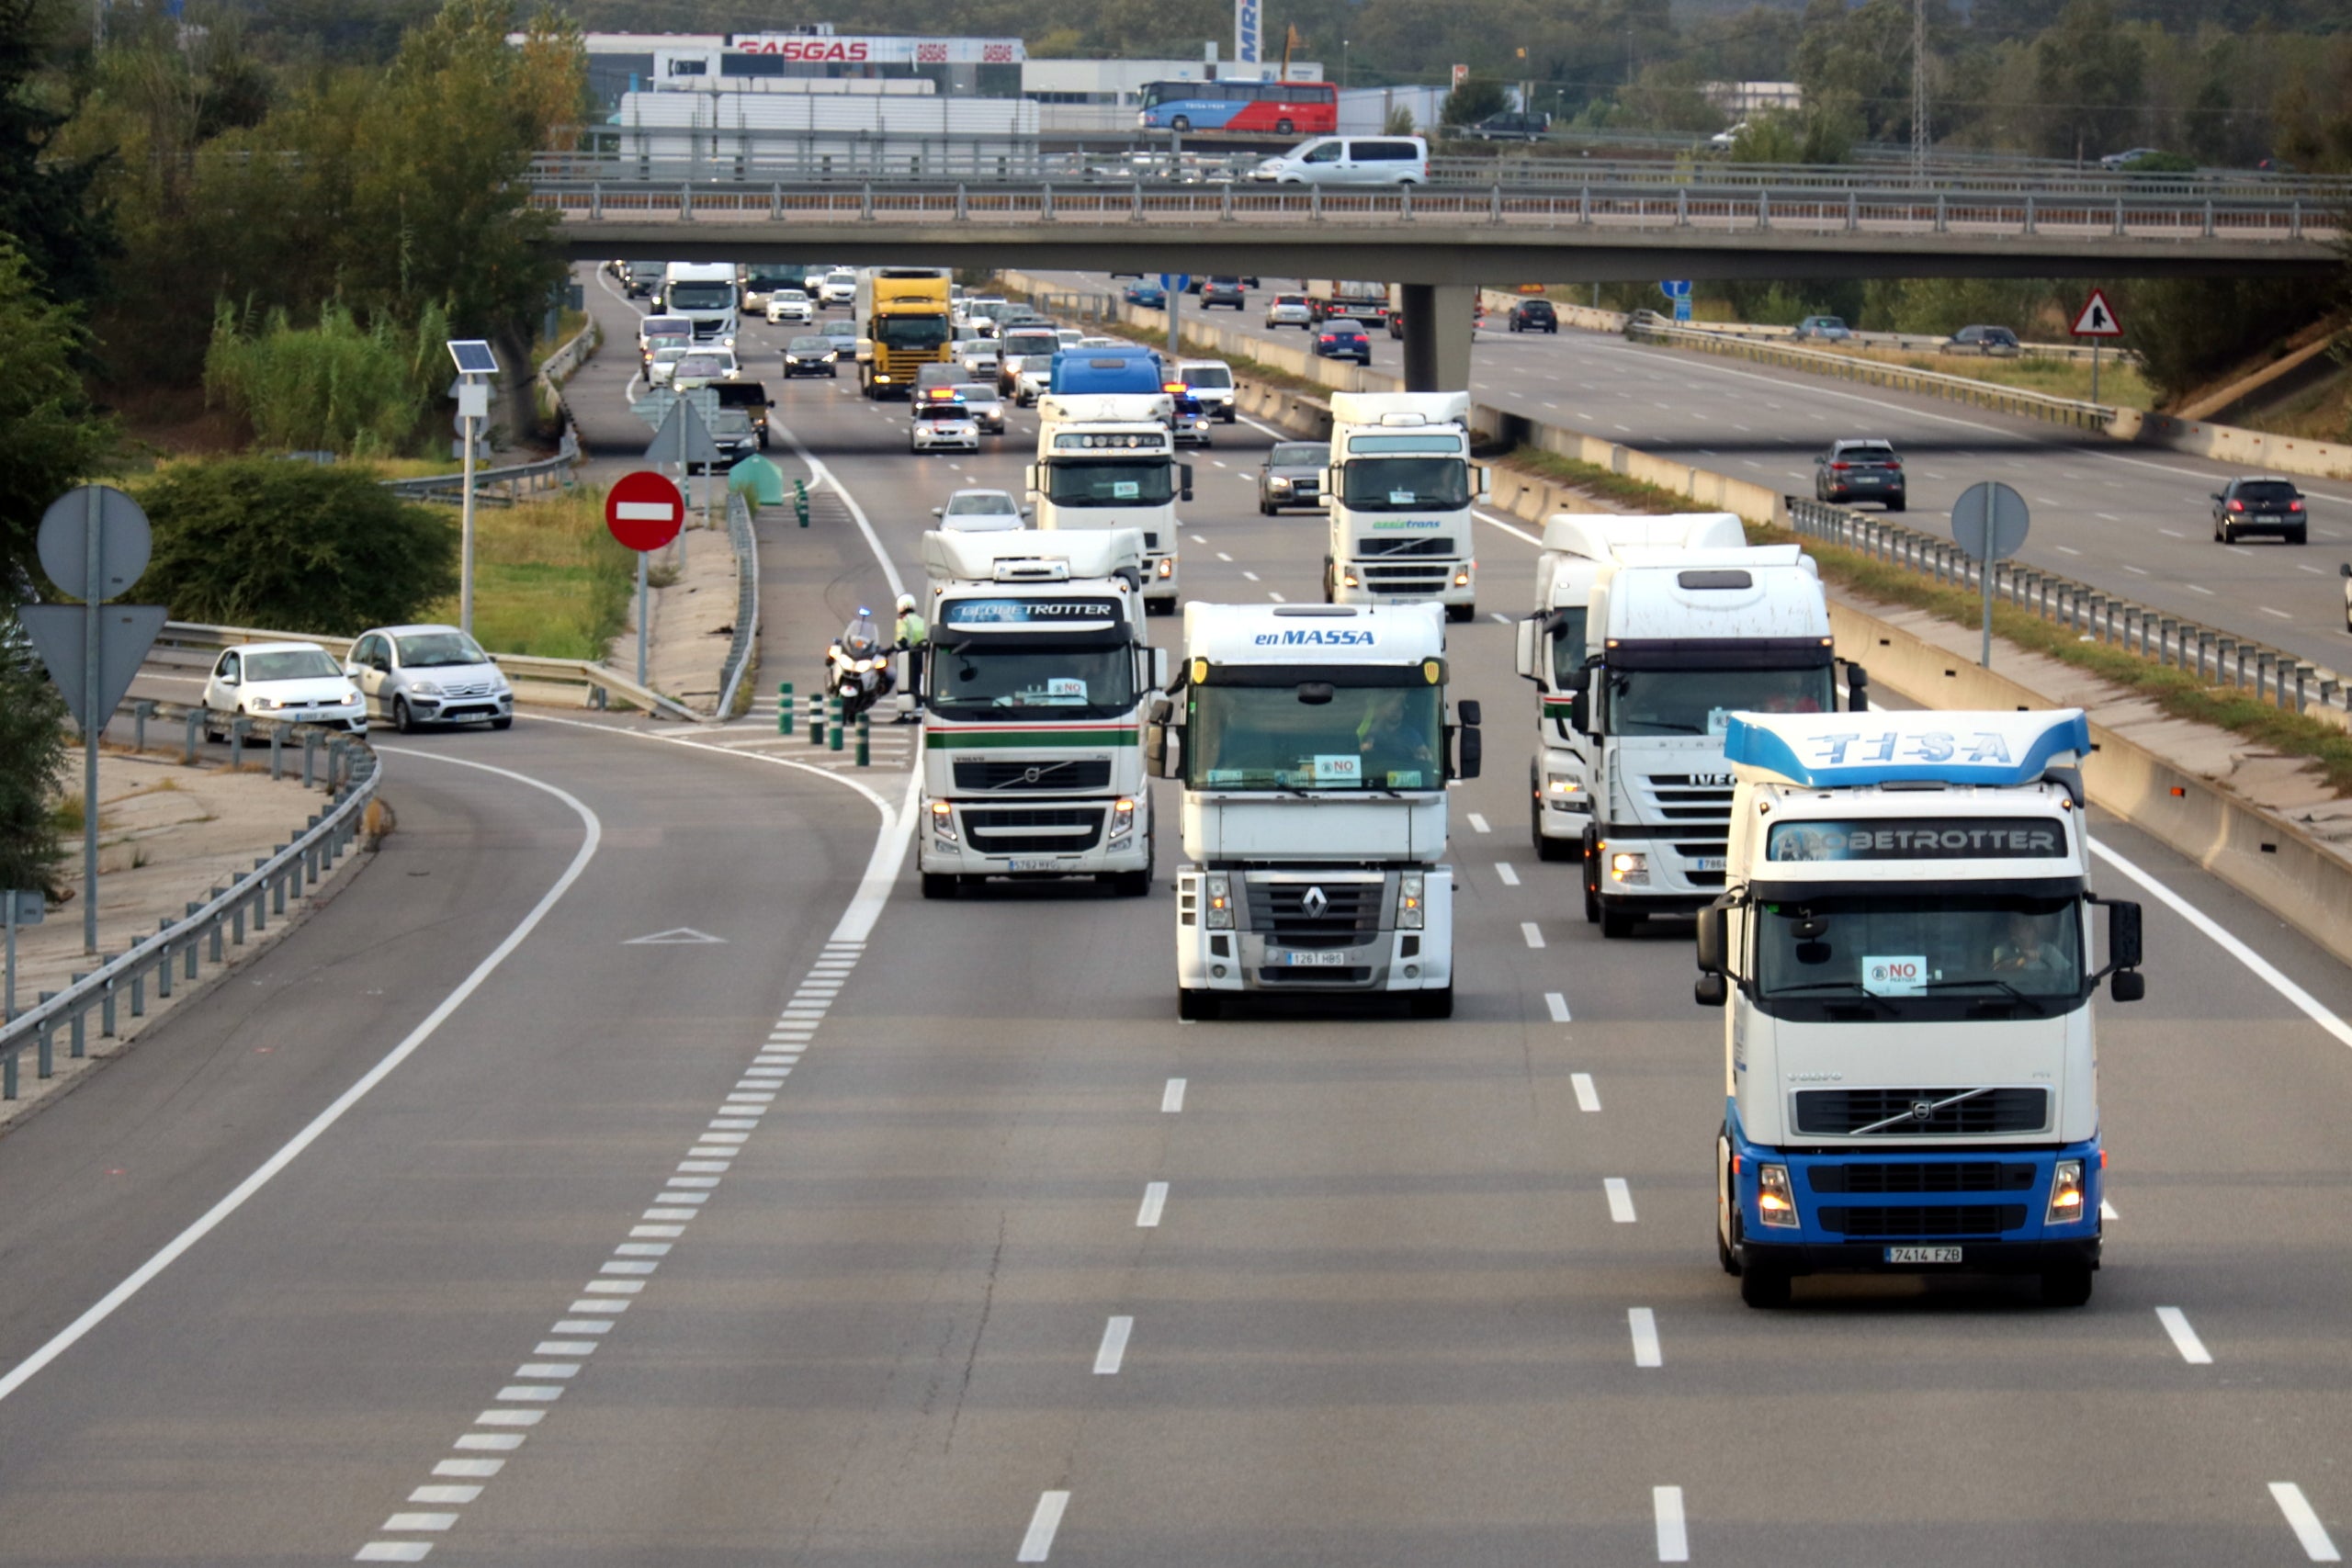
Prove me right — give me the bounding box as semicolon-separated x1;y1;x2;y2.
1604;666;1834;735
1046;458;1173;507
877;316;950;350
932;647;1136;720
1187;682;1444;791
1340;457;1469;512
1753;892;2085;1012
666;282;734;311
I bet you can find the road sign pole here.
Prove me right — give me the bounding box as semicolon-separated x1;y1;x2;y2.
80;485;101;954
2091;340;2101;405
460;409;479;635
638;550;650;687
1981;550;1994;671
5;900;15;1022
1168;269;1182;358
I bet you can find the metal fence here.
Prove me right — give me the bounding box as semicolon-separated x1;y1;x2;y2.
717;491;760;719
382;431;581;507
1785;496;2350;720
0;716;379;1100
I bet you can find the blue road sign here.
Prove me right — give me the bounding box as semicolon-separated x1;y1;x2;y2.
1658;280;1691;299
1160;275;1191;295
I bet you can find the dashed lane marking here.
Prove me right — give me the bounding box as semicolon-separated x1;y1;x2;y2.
1467;813;1491;833
1654;1486;1690;1562
1628;1308;1663;1368
1521;921;1544;949
1136;1182;1169;1227
1094;1317;1133;1374
1545;992;1570;1022
1161;1077;1186;1112
2271;1483;2342;1562
2155;1306;2213;1364
1497;863;1521;886
1018;1491;1071;1562
1606;1179;1637;1223
1572;1073;1601;1111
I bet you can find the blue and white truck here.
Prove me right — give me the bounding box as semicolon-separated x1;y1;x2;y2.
1696;708;2145;1307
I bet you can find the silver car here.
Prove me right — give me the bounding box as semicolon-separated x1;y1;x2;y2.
1257;441;1329;514
953;382;1008;434
347;624;514;733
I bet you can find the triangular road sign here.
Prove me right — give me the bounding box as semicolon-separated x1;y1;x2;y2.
624;927;728;945
2071;289;2123;337
19;604;169;730
647;396;720;466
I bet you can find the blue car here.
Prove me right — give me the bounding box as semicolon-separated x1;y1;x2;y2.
1125;283;1167;309
1313;318;1372;365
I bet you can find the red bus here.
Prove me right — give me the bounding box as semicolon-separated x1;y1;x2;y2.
1137;80;1338;136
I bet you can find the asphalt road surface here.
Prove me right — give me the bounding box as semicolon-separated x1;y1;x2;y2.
5;269;2349;1565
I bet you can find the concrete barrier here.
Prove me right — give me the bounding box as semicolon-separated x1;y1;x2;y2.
2109;406;2352;482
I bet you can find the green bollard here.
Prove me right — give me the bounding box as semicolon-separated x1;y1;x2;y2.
827;693;843;752
855;711;870;768
807;693;823;746
794;479;810;528
777;681;794;735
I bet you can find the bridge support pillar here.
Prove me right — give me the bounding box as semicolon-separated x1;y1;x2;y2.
1399;283;1476;393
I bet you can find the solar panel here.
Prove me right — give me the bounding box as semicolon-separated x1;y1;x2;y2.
446;340;500;375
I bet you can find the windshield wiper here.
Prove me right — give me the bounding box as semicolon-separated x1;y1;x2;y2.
1918;977;2052;1014
1764;980;1896;1014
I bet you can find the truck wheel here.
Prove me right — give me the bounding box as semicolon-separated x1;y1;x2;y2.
1445;603;1474;624
1740;1265;1792;1309
1600;906;1638;940
1582;835;1601;923
1322;560;1336;603
921;873;957;900
1409;985;1454;1020
1535;823;1574;863
2040;1265;2094;1308
1177;987;1220;1021
1111;867;1151;897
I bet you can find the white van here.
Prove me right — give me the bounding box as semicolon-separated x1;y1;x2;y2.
1250;136;1429;186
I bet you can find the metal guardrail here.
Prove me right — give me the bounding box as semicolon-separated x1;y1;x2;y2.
717;491;759;720
382;432;581;507
1629;320;2119;429
1785;496;2350;722
0;715;379;1098
1651;318;2138;365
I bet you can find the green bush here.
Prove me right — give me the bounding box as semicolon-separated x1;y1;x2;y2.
140;457;458;634
0;612;71;899
202;298;450;456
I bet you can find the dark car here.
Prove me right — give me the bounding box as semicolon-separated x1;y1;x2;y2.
1257;441;1329;514
1792;315;1851;343
1948;324;2022;356
783;334;841;378
1465;111;1551;142
2212;476;2307;545
1124;282;1167;309
1314;319;1373;365
713;379;776;448
1814;439;1905;511
1508;299;1558;333
1200;277;1248;310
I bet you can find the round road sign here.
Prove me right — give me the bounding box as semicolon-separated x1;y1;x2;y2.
38;485;152;603
605;470;685;553
1951;480;2030;562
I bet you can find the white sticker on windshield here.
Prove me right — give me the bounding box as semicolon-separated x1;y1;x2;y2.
1706;706;1734;735
1312;754;1363;784
1046;678;1086;698
1863;955;1927;997
1388;490;1417;505
1112;480;1141;500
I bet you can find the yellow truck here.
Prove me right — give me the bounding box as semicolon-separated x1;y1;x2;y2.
854;267;954;400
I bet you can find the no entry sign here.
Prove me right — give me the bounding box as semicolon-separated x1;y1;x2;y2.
606;470;685;552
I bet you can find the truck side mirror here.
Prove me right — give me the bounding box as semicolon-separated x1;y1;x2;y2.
2110;970;2145;1002
1558;687;1586;732
2107;898;2143;970
1145;722;1180;779
1456;698;1481;727
1694;972;1728;1007
1151;647;1170;688
1179;464;1193;502
1023;465;1039;493
1455;724;1483;781
1514;617;1540;682
1695;902;1730;975
1845;661;1870;712
1475;464;1492;502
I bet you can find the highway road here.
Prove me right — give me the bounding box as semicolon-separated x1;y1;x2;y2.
1039;270;2352;680
3;269;2350;1564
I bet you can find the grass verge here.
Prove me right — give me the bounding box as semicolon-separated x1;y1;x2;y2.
1825;344;2156;410
423;485;634;660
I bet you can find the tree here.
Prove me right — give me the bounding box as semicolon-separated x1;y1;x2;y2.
1441;79;1510;128
141;459;457;633
1384;103;1418;136
2029;0;2147;161
0;613;69;898
0;243;112;581
0;0;118;308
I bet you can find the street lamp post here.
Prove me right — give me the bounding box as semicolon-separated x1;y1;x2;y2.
1341;39;1350;93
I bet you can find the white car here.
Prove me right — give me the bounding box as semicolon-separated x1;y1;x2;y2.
819;269;858;307
764;289;814;324
1264;293;1314;329
647;345;694;387
671;348;739;389
952;338;1001;379
1176;358;1237;422
953;382;1008;434
1056;329;1084;349
932;489;1031;531
201;641;367;739
345;624;515;732
911;401;980;453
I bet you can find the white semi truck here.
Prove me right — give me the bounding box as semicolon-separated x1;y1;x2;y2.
915;529;1163;900
658;262;740;348
1150;602;1480;1020
1697;708;2143;1307
1321;391;1486;623
1028;392;1188;617
1514;513;1748;861
1566;547;1869;938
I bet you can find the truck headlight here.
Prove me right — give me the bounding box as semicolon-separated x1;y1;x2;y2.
2046;1158;2086;1225
1545;773;1586;811
1108;797;1136;841
1609;850;1649;886
1157;557;1175;580
1756;1163;1799;1228
929;801;957;844
1453;567;1473;588
1341;570;1360;589
1397;871;1425;930
1204;873;1234;930
875;375;893;384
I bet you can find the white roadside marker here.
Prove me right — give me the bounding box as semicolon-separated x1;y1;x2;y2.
1136;1182;1169;1227
2155;1306;2213;1365
1545;992;1570;1023
1094;1316;1133;1373
1161;1077;1187;1112
1572;1073;1601;1112
1496;863;1521;886
1606;1178;1637;1223
1653;1485;1690;1562
1521;921;1544;949
1628;1307;1663;1368
1018;1491;1071;1562
2271;1483;2343;1562
1467;813;1490;833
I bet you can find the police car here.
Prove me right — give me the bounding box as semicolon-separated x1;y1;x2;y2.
910;390;981;454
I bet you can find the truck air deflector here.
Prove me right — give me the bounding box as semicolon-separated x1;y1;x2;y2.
1724;709;2091;790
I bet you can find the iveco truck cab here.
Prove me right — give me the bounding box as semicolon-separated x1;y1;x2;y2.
1030;392;1188;617
1322;391;1486;623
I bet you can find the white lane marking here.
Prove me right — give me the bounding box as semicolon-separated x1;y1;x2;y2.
1521;921;1545;949
1654;1485;1690;1562
2098;513;2121;522
1268;592;1286;603
453;1433;524;1451
2271;1483;2343;1562
1467;813;1491;833
1473;508;1542;547
1241;570;1261;581
1216;551;1234;561
2155;1306;2214;1364
2262;606;2293;620
1136;1182;1169;1227
355;1546;432;1562
1605;1178;1637;1223
1190;533;1207;544
514;1361;581;1378
1094;1316;1134;1373
2054;545;2082;556
1161;1077;1187;1112
2187;584;2216;595
432;1460;503;1478
1497;862;1521;886
1628;1308;1663;1368
2089;840;2352;1050
1490;612;1512;625
1545;991;1570;1022
1018;1491;1071;1562
2101;1198;2120;1220
2124;565;2149;575
1572;1073;1601;1111
0;752;601;1410
536;1339;599;1354
2300;564;2326;576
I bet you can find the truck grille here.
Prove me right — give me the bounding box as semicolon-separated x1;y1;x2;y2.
953;759;1113;792
1245;877;1382;949
1808;1163;2036;1194
1256;965;1374;985
1358;536;1457;558
1641;774;1736;824
1792;1088;2051;1137
1359;563;1453;591
1817;1205;2027;1238
962;807;1103;854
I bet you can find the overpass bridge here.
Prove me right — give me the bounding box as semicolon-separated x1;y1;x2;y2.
534;154;2345;389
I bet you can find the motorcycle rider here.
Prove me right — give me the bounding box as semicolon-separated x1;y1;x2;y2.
893;592;927;723
829;606;896;722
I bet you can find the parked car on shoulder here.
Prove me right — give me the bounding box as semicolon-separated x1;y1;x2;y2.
1257;441;1329;514
203;641;368;740
2212;476;2307;545
1946;324;2022;356
1200;276;1248;310
933;490;1030;531
1792;315;1851;343
1507;299;1558;333
1313;318;1373;365
1265;292;1314;329
1814;438;1905;510
345;625;514;734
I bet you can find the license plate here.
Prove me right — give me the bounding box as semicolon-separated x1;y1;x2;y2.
1007;857;1067;872
1277;950;1349;967
1692;856;1727;873
1884;1246;1963;1264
